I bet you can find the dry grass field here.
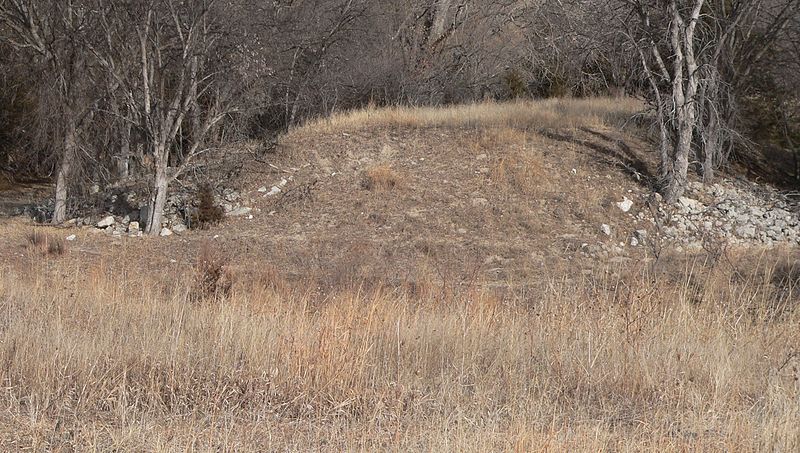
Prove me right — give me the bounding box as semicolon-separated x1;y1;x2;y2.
0;237;798;451
0;99;798;451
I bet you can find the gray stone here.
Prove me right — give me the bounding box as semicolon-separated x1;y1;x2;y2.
600;224;612;236
66;234;77;241
128;221;140;233
227;206;253;217
97;216;116;228
678;196;704;213
616;197;634;213
159;227;173;237
172;223;188;234
139;206;150;226
735;225;756;239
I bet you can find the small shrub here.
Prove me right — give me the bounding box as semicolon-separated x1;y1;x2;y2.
189;242;233;303
503;69;528;99
362;164;403;192
26;230;67;257
191;183;224;229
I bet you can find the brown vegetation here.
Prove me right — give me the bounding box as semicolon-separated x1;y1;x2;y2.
293;98;642;138
192;183;225;230
362;164;404;192
26;230;66;257
0;246;798;451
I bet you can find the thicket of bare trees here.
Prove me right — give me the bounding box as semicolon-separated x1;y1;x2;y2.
0;0;798;230
623;0;800;201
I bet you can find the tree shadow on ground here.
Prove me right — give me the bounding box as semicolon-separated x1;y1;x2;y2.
540;128;655;189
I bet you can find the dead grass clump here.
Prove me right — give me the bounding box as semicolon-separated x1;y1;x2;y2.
26;230;67;256
189;243;233;303
362;164;403;192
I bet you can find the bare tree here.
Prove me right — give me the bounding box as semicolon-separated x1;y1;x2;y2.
91;0;255;234
623;0;799;201
0;0;98;223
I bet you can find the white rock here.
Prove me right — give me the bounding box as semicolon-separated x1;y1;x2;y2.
172;223;188;234
279;178;288;187
228;206;253;217
678;196;704;213
735;225;756;239
128;221;140;232
600;224;612;236
471;198;489;207
159;227;173;237
66;234;77;241
266;186;281;196
616;197;634;213
630;236;639;247
97;216;116;228
257;186;268;193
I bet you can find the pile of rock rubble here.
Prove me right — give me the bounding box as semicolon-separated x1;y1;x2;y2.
604;179;799;253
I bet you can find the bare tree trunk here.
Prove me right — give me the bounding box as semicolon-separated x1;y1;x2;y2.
662;0;704;203
428;0;452;46
145;149;168;235
701;70;722;183
703;113;721;183
780;109;799;180
118;122;131;179
112;97;131;179
52;117;77;224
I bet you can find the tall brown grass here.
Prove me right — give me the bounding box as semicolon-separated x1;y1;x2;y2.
0;250;798;451
290;97;643;138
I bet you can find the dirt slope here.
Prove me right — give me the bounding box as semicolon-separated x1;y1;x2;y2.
6;98;787;288
225;121;657;286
